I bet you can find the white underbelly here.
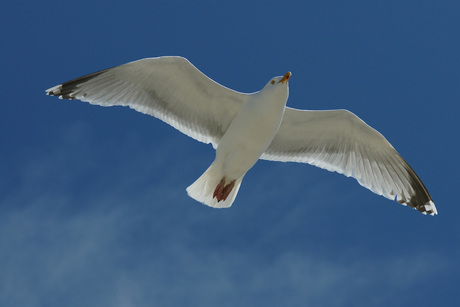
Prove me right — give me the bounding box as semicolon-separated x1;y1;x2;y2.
215;102;285;179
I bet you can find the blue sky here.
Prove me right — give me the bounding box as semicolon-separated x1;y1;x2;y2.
1;0;459;306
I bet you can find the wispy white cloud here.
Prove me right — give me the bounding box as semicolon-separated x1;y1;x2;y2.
0;121;451;307
0;196;446;307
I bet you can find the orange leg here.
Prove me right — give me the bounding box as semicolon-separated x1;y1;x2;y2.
213;178;226;200
213;178;236;202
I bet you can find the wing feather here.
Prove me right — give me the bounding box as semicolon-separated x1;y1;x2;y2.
262;107;437;215
46;56;248;146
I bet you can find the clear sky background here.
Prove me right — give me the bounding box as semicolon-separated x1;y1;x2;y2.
1;1;459;306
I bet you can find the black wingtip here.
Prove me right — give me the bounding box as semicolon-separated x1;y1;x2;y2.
395;153;437;216
45;68;109;100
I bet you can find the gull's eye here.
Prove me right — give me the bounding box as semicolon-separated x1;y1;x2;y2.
271;80;275;85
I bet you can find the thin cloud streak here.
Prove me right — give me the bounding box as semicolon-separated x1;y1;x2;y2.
0;123;450;306
0;196;446;307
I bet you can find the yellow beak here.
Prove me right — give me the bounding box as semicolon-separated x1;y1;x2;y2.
279;71;292;84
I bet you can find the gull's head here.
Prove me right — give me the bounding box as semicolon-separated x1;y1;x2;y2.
265;72;291;87
261;71;291;100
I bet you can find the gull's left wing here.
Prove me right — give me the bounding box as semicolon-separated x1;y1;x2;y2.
262;107;437;215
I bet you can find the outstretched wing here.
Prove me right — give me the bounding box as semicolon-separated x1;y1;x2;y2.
262;107;437;215
46;56;248;147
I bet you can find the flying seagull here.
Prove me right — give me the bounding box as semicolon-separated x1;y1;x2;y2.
46;56;437;216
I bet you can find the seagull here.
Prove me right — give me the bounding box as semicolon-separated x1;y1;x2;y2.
46;56;437;216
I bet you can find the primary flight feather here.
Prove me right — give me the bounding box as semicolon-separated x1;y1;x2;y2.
46;56;437;215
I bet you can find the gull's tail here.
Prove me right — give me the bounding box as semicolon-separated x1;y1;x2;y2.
186;162;244;208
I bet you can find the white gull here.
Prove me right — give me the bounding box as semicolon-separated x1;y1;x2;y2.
46;56;437;215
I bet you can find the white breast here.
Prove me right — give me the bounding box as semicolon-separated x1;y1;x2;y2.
215;91;287;180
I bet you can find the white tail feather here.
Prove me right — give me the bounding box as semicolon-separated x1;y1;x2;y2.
186;163;244;208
